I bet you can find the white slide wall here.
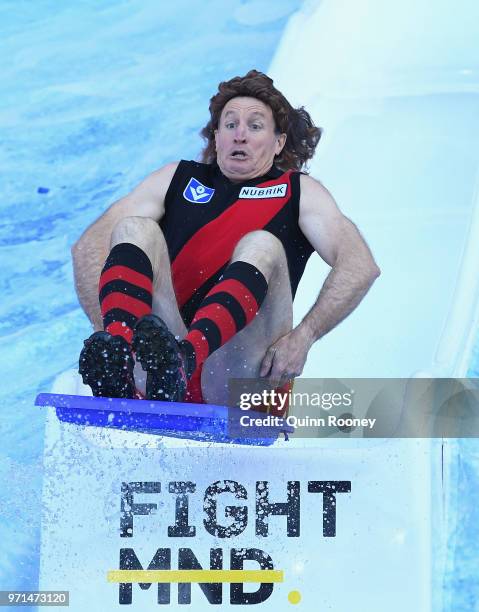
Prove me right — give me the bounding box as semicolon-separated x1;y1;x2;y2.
270;0;479;378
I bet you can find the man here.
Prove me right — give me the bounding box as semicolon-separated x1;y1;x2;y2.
72;70;380;406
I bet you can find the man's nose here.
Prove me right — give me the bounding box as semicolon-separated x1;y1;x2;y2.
234;123;247;141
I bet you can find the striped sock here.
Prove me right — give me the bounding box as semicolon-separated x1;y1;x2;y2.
99;243;153;344
180;261;268;375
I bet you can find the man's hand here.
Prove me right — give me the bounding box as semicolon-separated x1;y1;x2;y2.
260;325;314;383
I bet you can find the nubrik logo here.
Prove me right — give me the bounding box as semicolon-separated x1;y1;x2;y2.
108;479;351;605
238;184;287;199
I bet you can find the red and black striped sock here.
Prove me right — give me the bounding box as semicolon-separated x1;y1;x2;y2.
180;261;268;376
99;242;153;344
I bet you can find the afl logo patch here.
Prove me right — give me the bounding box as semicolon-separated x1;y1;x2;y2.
183;177;215;203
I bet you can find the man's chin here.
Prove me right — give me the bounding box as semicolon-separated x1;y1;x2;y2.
219;161;258;182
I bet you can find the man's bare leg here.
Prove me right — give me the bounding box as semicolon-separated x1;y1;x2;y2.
104;223;292;404
110;216;186;336
200;231;293;406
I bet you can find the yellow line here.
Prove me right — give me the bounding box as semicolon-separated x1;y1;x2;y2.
107;569;284;583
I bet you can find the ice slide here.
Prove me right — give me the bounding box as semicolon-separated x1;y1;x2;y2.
40;1;479;610
272;0;479;380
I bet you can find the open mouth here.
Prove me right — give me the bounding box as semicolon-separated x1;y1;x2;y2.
231;150;248;159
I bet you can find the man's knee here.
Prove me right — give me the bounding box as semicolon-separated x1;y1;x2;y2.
232;230;287;276
111;216;160;244
111;217;165;252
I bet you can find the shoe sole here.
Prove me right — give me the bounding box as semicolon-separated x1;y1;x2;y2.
79;332;135;398
132;316;186;402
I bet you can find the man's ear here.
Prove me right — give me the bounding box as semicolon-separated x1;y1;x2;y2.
276;132;287;155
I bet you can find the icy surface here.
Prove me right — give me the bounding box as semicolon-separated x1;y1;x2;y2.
0;0;302;591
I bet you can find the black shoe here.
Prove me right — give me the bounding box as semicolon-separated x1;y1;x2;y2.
79;331;135;398
132;315;191;402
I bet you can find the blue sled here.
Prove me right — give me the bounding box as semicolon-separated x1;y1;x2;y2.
35;393;292;446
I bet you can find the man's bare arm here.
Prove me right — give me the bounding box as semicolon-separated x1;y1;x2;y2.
71;162;178;329
297;174;380;344
261;174;380;379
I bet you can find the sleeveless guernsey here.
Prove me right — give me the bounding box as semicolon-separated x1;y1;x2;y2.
161;160;314;325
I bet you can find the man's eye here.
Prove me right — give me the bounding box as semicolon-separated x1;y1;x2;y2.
250;123;262;130
225;122;236;129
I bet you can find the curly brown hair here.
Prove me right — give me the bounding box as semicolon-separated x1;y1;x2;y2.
200;70;322;172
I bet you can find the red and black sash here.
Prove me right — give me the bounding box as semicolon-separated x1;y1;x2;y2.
171;170;293;308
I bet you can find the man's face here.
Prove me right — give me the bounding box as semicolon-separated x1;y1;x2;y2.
214;96;286;182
